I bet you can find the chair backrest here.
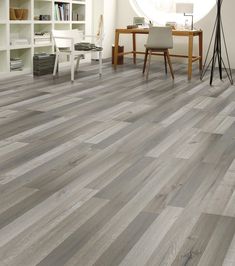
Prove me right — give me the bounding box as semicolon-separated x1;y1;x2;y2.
52;29;83;49
146;26;173;49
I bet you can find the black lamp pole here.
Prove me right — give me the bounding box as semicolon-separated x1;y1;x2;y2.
200;0;233;85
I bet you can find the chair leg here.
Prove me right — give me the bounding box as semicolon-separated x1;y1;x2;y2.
75;55;81;73
164;52;167;74
53;54;59;76
166;50;174;79
143;48;148;74
146;50;152;80
99;51;102;76
71;54;75;82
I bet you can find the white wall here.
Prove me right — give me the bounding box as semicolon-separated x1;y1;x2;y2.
92;0;117;59
103;0;117;58
116;0;235;68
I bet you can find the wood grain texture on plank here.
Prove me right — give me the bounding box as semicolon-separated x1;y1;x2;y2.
0;59;234;266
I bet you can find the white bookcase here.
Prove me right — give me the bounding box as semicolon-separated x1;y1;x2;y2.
0;0;92;78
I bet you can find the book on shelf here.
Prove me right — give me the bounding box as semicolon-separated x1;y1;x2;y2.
10;58;24;71
35;32;51;37
34;32;51;44
54;3;70;21
10;39;29;46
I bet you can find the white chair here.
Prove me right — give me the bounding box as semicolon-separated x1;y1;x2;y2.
52;29;103;82
143;26;174;80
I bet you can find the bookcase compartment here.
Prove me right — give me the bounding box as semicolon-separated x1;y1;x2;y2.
10;24;32;47
54;2;70;21
72;23;85;33
34;23;52;34
10;0;31;20
72;3;85;21
34;24;52;46
10;48;32;71
34;1;52;21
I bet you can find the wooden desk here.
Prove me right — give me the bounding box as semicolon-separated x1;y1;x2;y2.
113;28;203;80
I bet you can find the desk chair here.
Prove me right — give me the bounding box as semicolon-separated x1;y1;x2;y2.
143;27;174;80
52;29;103;82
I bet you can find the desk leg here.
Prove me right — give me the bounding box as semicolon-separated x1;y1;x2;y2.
132;33;136;64
114;30;119;70
188;34;194;80
199;31;203;71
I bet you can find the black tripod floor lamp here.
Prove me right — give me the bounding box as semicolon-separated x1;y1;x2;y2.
200;0;233;85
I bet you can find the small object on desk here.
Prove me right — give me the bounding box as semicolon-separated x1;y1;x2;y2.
184;19;191;30
127;25;138;29
137;25;148;29
165;22;177;30
133;17;145;26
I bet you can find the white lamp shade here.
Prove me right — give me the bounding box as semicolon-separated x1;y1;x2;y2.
176;3;194;14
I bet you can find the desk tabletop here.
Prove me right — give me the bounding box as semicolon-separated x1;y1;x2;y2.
115;28;202;36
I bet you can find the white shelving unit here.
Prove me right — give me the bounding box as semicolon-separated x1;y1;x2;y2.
0;0;91;78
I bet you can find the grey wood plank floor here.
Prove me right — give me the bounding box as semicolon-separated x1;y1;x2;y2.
0;59;235;266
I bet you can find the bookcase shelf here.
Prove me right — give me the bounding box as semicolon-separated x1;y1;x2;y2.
54;21;71;24
72;0;86;5
10;45;32;50
34;21;52;24
10;21;32;24
0;0;91;78
55;0;71;3
72;21;85;24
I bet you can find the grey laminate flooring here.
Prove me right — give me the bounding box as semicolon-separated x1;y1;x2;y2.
0;59;235;266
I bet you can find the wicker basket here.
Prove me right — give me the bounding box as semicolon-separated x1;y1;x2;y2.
10;8;28;20
33;54;57;76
